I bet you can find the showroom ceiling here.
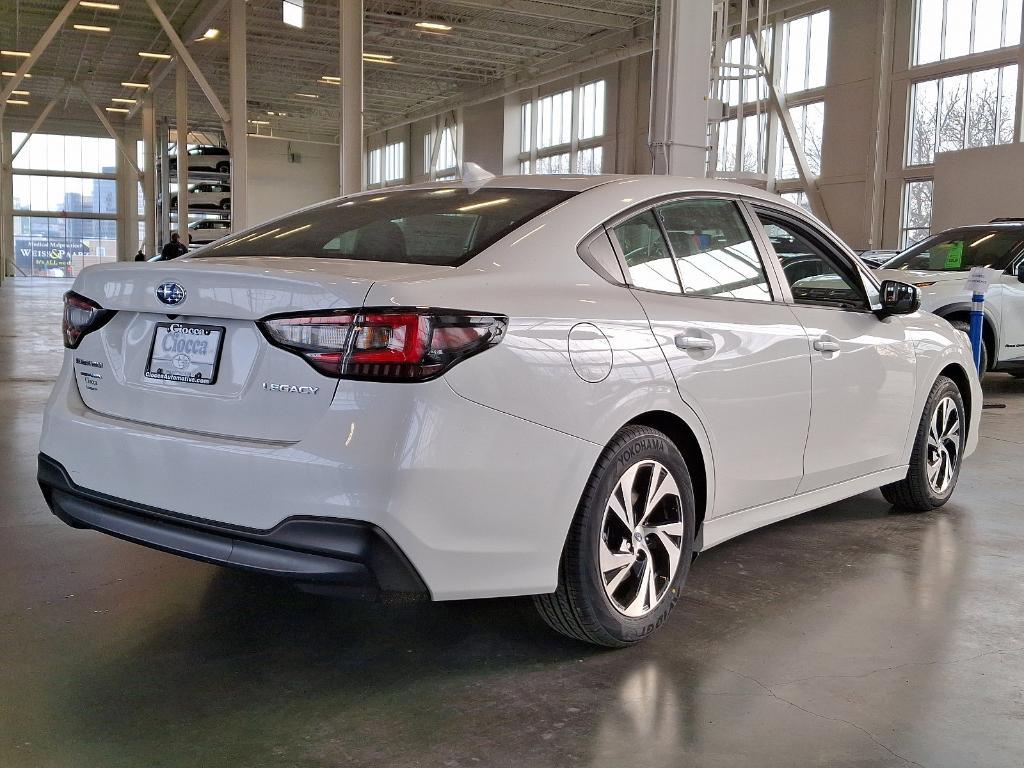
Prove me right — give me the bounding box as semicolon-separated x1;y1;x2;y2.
0;0;656;140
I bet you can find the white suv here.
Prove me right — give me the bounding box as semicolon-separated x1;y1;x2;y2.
875;223;1024;375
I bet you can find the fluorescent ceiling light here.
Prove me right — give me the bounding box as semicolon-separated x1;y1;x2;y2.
320;75;341;84
283;0;303;28
122;81;150;88
11;89;28;95
249;119;270;125
73;24;111;32
6;99;29;105
3;72;31;77
294;92;318;99
415;21;452;32
105;107;129;113
1;50;31;57
111;97;136;104
202;28;219;39
139;51;172;60
79;1;121;9
363;53;395;63
458;198;510;212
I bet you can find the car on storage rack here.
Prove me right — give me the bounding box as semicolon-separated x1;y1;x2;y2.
874;221;1024;376
40;176;980;647
169;145;230;174
188;219;232;246
170;182;231;211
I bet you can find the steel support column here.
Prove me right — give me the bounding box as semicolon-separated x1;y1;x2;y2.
0;125;11;280
229;0;248;230
176;64;190;243
648;0;713;175
339;0;364;194
143;97;157;258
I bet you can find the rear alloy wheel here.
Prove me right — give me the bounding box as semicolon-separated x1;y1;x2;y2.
881;375;966;511
220;199;231;210
534;425;695;647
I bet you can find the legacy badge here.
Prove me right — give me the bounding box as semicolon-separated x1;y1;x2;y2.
262;382;320;395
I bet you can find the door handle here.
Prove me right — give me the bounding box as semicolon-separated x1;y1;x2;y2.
675;334;715;352
813;338;840;353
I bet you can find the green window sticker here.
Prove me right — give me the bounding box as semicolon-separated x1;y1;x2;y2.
945;240;964;269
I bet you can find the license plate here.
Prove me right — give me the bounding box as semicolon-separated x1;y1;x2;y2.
145;322;225;385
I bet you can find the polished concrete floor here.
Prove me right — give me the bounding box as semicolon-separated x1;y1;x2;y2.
1;276;1022;768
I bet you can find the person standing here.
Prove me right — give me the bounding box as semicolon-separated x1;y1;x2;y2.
160;233;188;261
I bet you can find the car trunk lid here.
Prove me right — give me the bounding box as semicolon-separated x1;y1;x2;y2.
69;257;452;441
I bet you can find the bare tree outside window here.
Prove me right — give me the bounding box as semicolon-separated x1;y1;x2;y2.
908;64;1018;166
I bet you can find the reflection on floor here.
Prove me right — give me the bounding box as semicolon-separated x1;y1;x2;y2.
1;276;1022;767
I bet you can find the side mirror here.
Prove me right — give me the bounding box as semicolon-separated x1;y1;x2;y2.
1017;262;1024;283
878;280;921;317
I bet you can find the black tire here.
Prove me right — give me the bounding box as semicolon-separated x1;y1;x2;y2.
949;320;987;373
881;375;966;511
216;161;229;174
170;196;178;209
220;198;231;210
534;425;696;647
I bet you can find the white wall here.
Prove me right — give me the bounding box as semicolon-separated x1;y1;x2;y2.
932;143;1024;231
246;135;340;227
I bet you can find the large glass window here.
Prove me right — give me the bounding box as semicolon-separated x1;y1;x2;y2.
782;10;830;94
10;132;118;277
423;126;458;178
778;101;825;179
656;199;773;301
914;0;1022;65
901;179;935;247
519;79;606;175
908;64;1017;165
367;141;406;187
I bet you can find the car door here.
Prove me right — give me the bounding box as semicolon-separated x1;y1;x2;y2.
995;250;1024;365
608;198;812;517
752;207;918;492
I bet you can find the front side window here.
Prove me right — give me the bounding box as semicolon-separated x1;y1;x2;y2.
199;188;574;266
611;211;680;294
655;199;772;301
886;230;1023;271
758;214;868;310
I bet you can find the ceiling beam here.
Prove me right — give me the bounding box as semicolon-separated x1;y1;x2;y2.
439;0;638;29
0;0;79;110
126;0;228;120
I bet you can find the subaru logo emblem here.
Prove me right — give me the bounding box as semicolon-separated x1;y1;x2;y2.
156;282;186;306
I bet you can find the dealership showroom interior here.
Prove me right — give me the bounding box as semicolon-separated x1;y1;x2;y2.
4;0;1024;765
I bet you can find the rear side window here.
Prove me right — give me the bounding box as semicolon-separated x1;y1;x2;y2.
611;211;681;293
197;188;575;266
655;199;772;301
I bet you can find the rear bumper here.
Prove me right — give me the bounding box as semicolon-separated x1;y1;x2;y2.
38;453;428;597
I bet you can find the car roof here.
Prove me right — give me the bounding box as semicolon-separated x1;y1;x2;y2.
356;173;807;206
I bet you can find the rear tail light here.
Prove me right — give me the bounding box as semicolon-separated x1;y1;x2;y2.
62;291;115;349
258;308;508;381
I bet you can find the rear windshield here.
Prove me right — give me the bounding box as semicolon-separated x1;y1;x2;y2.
195;187;575;266
884;230;1024;271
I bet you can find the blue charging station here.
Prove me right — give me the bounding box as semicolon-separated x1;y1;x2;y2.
966;267;989;375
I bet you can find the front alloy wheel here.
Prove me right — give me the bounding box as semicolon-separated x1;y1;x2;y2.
535;425;695;647
926;396;961;495
882;375;966;511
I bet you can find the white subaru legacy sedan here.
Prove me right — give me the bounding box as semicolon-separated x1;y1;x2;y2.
39;176;981;646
